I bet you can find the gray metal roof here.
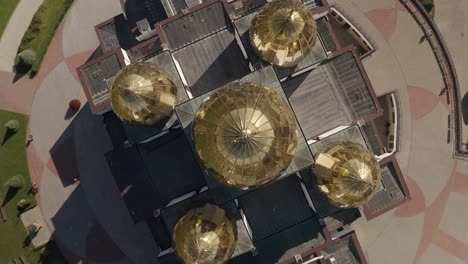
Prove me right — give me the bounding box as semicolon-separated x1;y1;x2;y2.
309;125;367;156
366;162;405;213
145;51;189;103
233;12;262;65
172;28;249;96
124;0;168;26
80;54;122;106
321;235;363;264
161;2;231;50
303;0;323;10
238;175;315;241
360;123;384;155
274;35;328;78
317;18;337;52
97;21;120;52
137;130;206;205
161;0;189;17
105;147;162;223
282;62;351;140
160;0;207;17
253;217;326;263
228;0;266;19
323;209;361;231
327;52;377;119
282;51;377;140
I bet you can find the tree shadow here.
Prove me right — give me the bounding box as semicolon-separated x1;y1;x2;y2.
1;187;19;207
462;92;468;125
2;128;16;145
64;108;77;120
12;65;30;83
22;235;32;247
419;34;427;44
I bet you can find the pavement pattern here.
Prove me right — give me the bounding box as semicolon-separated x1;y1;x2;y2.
0;0;467;263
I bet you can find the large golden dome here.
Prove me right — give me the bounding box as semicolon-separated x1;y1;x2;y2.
173;204;237;264
110;62;178;125
250;0;318;68
313;142;381;208
192;82;297;189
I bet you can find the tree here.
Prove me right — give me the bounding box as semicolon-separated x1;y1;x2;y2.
69;99;81;110
17;199;32;210
16;49;36;70
4;119;20;132
2;119;20;145
4;174;25;189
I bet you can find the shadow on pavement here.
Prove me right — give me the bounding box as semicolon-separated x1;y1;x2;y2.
49;121;80;187
44;104;130;263
48;184;126;262
12;67;28;83
43;103;159;263
64;108;78;120
462;92;468;125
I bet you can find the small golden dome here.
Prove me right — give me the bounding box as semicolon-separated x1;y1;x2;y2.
313;142;381;208
250;0;318;68
192;82;297;189
173;204;237;264
110;62;178;125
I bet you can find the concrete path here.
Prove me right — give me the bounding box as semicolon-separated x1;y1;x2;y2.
62;0;122;58
20;206;52;248
0;0;43;71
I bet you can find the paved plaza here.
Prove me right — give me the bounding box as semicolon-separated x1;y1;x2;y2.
0;0;467;263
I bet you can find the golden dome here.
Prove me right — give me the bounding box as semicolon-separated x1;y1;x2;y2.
173;204;237;264
110;62;178;125
313;142;381;208
192;82;297;189
250;0;318;68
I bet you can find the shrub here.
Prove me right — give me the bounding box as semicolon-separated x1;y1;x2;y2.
4;119;20;131
17;199;32;209
69;99;81;110
17;6;47;52
16;49;36;70
4;174;25;189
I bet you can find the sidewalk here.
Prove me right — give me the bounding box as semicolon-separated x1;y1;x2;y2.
0;0;43;72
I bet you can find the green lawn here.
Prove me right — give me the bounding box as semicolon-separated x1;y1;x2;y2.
16;0;74;75
0;0;20;40
0;110;41;263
